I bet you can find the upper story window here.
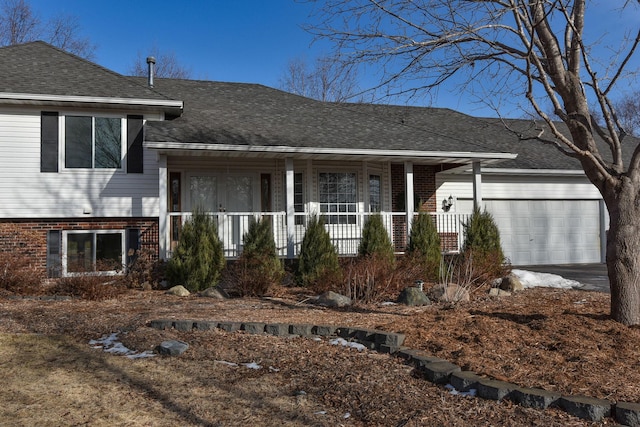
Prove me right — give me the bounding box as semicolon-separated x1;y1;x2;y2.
65;116;122;169
40;112;143;174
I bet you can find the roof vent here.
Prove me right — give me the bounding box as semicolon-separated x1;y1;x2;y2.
146;56;156;88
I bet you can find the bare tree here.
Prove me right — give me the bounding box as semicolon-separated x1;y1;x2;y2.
279;55;361;102
309;0;640;325
0;0;95;58
614;91;640;137
129;47;192;79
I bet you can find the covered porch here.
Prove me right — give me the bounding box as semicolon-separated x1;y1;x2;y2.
150;145;515;260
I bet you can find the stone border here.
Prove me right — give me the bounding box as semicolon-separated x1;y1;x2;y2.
149;319;638;426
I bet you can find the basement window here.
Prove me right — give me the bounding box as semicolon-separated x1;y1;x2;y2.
62;230;125;275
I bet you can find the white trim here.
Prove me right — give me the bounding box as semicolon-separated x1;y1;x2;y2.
0;92;183;109
462;168;586;176
145;141;517;162
159;154;168;260
285;158;295;259
61;229;126;276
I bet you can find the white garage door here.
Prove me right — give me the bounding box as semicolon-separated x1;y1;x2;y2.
482;200;602;266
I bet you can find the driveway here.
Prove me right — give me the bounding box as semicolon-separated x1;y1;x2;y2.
517;263;610;293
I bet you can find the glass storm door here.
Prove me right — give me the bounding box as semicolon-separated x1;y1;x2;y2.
188;174;255;255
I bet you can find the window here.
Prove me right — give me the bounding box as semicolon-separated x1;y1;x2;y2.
319;172;357;224
65;116;122;169
63;230;125;275
369;174;381;212
294;172;304;224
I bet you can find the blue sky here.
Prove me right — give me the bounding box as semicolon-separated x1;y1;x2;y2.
26;0;640;118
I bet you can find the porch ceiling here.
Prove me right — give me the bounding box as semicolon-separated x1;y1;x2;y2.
145;142;516;166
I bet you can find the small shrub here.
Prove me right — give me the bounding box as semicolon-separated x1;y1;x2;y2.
165;207;225;292
230;217;284;296
0;252;44;294
358;214;394;266
339;255;398;303
322;254;423;304
297;215;340;287
120;248;165;289
407;213;441;281
49;275;126;301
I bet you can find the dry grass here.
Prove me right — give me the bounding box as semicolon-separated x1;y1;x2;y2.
0;286;633;426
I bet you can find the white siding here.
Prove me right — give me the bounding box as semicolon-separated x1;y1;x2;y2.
436;173;601;209
437;171;605;265
0;109;160;219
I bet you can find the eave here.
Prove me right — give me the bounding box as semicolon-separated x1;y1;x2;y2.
0;92;183;114
145;141;517;166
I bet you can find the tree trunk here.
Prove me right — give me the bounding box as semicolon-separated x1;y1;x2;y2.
606;186;640;326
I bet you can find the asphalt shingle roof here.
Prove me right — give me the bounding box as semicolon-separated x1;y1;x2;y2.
4;41;633;173
138;77;515;156
0;41;173;101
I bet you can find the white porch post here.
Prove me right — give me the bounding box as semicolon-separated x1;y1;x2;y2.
285;158;295;259
472;161;483;210
158;154;169;260
405;161;414;236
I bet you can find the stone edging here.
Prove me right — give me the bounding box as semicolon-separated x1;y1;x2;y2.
148;319;640;426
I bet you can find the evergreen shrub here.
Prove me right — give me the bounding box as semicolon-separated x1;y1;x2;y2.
407;213;441;281
462;207;508;283
358;214;395;266
165;207;225;292
297;215;340;287
231;216;284;296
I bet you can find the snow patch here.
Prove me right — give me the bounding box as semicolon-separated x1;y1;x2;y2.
511;269;583;289
89;332;155;359
330;337;367;351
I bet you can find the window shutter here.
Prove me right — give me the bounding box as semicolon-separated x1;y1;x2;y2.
126;228;140;267
41;112;59;172
127;115;144;173
46;230;61;278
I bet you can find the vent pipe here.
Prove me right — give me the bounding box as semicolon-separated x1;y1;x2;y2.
146;56;156;88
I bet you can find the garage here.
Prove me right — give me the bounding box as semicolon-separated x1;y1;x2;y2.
481;199;603;266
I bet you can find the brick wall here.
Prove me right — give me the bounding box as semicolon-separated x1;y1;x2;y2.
390;164;438;250
0;218;159;275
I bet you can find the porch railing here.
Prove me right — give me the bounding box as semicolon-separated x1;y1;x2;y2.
168;211;471;259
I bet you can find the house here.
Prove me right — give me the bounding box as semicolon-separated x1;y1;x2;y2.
0;41;609;277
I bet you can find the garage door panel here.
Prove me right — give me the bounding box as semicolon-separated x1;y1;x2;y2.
483;200;601;265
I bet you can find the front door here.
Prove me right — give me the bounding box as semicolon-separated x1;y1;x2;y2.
188;173;257;256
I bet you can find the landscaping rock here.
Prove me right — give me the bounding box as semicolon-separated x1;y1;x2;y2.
450;371;483;392
500;274;524;292
316;291;351;308
615;401;640;426
199;287;226;299
558;395;612;421
397;287;431;306
165;285;190;297
489;288;511;297
418;361;461;384
512;387;560;409
173;319;195;331
241;322;266;334
477;379;517;401
155;340;189;356
430;283;470;303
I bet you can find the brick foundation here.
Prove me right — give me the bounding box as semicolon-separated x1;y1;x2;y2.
0;218;159;275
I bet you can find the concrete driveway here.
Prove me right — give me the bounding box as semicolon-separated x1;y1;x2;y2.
517;264;610;293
